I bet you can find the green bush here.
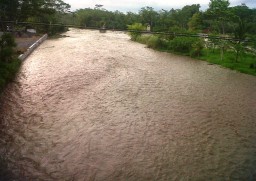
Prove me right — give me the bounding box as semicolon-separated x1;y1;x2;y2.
127;23;145;41
136;35;149;44
168;37;203;56
0;33;20;91
50;24;68;35
190;40;204;57
147;35;162;49
0;33;16;62
136;35;168;50
169;26;187;33
0;60;21;90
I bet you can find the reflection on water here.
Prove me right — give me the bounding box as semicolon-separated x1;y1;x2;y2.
0;29;256;181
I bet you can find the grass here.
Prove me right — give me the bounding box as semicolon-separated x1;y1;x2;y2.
133;34;256;76
199;50;256;76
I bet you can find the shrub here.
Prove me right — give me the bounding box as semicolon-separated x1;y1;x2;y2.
0;33;16;62
169;26;187;33
168;37;203;56
50;24;68;35
127;23;146;41
147;35;162;49
190;40;204;57
136;35;168;50
0;33;20;90
136;35;149;44
0;60;21;90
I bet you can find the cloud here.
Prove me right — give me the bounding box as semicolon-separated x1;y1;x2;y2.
64;0;255;12
234;0;256;7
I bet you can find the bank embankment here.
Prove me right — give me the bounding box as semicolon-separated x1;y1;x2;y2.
0;34;47;91
134;34;256;76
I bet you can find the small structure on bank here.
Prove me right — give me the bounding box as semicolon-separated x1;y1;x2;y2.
99;23;107;33
27;29;36;34
147;25;151;31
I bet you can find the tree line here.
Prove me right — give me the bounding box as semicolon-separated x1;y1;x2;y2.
69;0;256;75
1;0;256;39
0;0;70;22
0;0;70;34
71;1;256;38
0;0;71;90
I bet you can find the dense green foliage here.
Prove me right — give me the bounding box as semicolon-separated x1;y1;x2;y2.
135;34;204;57
0;33;20;90
0;59;21;90
0;34;16;62
0;0;70;34
0;0;71;90
133;33;256;75
1;0;255;37
168;37;203;56
127;23;145;40
0;0;70;22
65;1;255;36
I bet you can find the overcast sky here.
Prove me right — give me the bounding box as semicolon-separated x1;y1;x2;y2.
64;0;255;12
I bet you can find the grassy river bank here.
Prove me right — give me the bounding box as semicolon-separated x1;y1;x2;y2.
132;33;256;76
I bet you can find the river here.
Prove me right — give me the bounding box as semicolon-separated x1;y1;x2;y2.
0;29;256;181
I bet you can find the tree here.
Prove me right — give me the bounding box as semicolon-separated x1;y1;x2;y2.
229;5;252;62
230;4;251;36
247;8;256;34
168;4;200;30
125;12;140;27
139;7;158;30
0;0;19;21
178;4;200;29
188;12;203;31
0;0;70;23
207;0;230;34
155;9;174;31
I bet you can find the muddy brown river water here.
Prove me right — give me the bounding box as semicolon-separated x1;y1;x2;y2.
0;29;256;181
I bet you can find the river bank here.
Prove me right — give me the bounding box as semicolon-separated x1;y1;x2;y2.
134;34;256;76
0;34;47;91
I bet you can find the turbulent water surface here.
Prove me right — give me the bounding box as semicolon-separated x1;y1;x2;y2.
0;29;256;181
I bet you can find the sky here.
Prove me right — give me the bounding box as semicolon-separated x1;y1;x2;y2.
64;0;256;12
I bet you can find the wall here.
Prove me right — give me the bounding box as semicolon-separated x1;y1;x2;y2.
18;34;48;61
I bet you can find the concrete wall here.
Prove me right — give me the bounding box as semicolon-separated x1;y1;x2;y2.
18;34;48;61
